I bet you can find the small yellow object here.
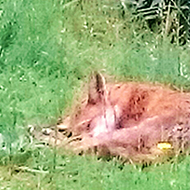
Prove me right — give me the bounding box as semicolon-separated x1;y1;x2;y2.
157;142;172;150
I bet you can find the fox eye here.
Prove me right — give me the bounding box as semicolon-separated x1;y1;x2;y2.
86;123;91;131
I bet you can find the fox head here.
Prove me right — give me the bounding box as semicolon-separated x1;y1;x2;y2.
71;72;119;138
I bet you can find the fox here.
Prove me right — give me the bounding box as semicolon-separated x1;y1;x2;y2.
58;72;190;162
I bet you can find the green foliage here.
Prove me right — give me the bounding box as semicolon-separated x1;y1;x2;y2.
0;0;190;189
0;0;84;165
63;0;190;87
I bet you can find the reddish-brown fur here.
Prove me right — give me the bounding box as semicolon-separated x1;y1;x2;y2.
61;73;190;162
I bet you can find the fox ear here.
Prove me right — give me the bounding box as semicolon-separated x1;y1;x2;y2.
88;72;106;104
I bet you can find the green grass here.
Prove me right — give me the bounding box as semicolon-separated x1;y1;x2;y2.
1;152;190;189
0;0;190;189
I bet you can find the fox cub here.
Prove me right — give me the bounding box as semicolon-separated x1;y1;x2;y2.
61;72;190;161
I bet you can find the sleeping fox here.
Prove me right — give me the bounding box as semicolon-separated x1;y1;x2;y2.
58;72;190;162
